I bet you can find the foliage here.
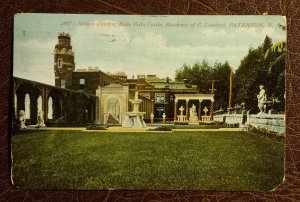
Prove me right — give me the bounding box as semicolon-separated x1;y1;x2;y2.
233;35;285;111
86;125;107;130
264;41;286;100
12;131;284;190
174;124;222;129
247;125;285;139
176;35;286;112
175;60;212;93
149;126;173;131
211;61;231;110
175;60;231;110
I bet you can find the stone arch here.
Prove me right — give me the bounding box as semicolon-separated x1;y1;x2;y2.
37;95;42;112
47;96;53;119
48;89;64;120
104;97;121;123
24;94;30;120
86;97;95;123
96;84;129;124
15;82;41;124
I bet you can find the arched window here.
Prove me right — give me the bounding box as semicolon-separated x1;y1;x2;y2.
37;95;42;112
25;94;30;119
48;97;53;119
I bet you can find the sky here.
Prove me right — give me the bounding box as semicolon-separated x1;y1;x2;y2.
14;14;286;85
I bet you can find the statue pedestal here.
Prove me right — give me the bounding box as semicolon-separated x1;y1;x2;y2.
201;116;211;122
177;115;187;122
189;115;198;123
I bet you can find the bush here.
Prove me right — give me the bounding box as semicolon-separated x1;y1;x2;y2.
86;125;107;130
247;125;284;139
148;126;173;131
226;123;240;128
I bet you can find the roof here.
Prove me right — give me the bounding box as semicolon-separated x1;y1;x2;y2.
146;75;165;83
175;93;214;101
110;71;127;76
152;83;190;89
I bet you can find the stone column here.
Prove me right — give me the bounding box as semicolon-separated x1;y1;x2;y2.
150;113;154;124
42;88;49;121
186;99;189;121
146;101;148;118
174;101;178;122
210;99;214;121
198;99;202;121
162;113;166;124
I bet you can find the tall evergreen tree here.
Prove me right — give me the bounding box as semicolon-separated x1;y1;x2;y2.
234;35;285;111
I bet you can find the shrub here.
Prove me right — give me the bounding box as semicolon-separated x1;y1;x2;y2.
86;125;107;130
149;126;173;131
247;125;284;139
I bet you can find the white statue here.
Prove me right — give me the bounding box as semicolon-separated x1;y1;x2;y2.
19;110;26;129
189;104;198;123
189;104;197;116
135;91;139;100
36;110;46;128
203;106;209;116
179;105;185;116
257;85;267;114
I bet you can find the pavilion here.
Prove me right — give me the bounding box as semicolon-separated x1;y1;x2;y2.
174;93;215;124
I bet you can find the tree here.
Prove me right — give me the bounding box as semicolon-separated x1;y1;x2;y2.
234;35;285;111
175;60;213;93
175;60;231;110
234;47;264;111
264;41;286;100
211;61;231;110
175;36;285;112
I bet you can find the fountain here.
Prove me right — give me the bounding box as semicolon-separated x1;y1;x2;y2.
122;91;146;128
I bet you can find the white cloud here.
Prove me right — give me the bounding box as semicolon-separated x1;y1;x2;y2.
13;17;286;84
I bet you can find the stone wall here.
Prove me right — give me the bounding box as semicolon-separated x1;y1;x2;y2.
247;114;285;134
214;113;285;134
213;115;224;123
214;114;245;125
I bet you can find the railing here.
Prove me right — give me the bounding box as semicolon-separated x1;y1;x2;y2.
177;115;187;122
201;116;211;122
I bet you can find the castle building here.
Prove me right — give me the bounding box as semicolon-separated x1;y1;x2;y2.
54;32;75;89
53;33;212;123
54;33;120;94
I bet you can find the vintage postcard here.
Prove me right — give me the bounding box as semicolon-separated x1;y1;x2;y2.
12;14;286;190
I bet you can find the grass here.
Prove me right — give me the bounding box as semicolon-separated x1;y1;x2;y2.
11;130;284;191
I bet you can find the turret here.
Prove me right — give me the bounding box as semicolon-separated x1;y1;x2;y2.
54;32;75;89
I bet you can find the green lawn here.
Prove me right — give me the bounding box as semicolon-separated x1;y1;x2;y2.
11;131;284;191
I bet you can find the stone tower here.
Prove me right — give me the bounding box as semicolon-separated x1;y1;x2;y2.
54;32;75;89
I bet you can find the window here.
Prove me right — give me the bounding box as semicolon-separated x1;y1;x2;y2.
156;107;165;118
155;93;165;103
170;95;174;102
129;84;136;89
61;79;65;88
80;79;85;85
58;58;63;68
